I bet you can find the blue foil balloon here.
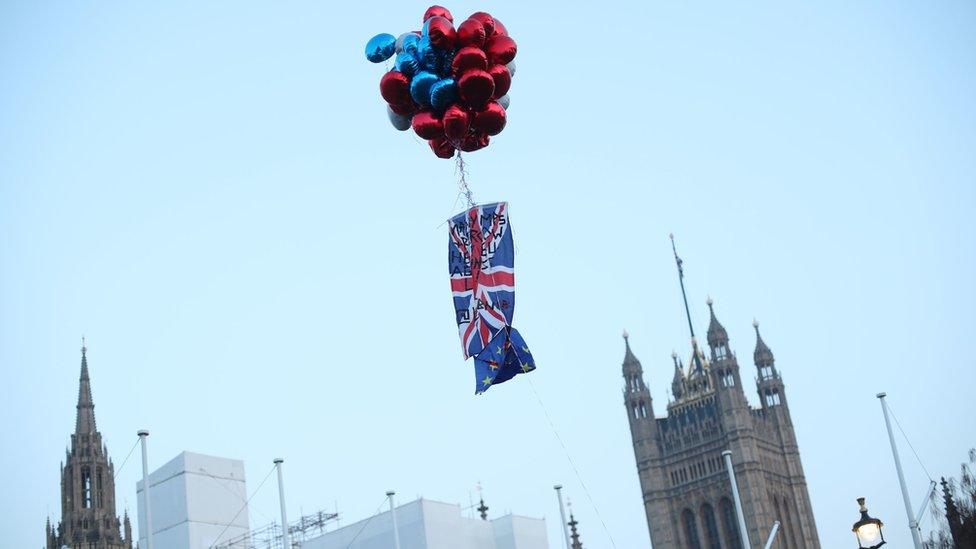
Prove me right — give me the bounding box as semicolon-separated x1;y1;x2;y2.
365;33;396;63
399;33;420;55
429;78;457;112
395;52;421;77
417;36;440;72
410;71;439;106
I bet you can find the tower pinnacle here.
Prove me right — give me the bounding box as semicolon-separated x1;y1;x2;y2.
76;339;96;434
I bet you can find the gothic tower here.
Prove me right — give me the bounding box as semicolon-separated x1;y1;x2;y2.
622;240;820;549
46;341;133;549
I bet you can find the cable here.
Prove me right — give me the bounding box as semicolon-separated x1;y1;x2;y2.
455;152;475;209
199;467;276;525
526;377;618;548
887;401;934;482
210;464;276;548
113;438;141;480
341;496;390;549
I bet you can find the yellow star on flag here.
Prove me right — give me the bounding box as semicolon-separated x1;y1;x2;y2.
482;376;493;387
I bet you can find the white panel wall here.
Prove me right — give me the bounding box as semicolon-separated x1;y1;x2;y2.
136;451;249;549
300;498;546;549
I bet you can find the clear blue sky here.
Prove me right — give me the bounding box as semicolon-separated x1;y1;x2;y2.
2;2;974;548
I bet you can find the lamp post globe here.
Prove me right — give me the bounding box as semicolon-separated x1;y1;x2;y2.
852;497;885;549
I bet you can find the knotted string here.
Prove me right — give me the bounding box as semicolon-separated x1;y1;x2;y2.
455;151;476;209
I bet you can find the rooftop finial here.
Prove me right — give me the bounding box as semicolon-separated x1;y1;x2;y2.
81;336;87;356
622;329;629;339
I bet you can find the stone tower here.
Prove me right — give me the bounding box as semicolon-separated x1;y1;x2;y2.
622;241;820;549
46;341;133;549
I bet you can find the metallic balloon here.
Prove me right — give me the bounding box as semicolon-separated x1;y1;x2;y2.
497;94;511;110
488;64;511;99
506;61;516;78
429;136;456;159
472;101;507;136
451;47;488;76
425;16;457;51
409;71;439;106
457;18;487;49
412;111;443;139
380;71;412;106
424;5;454;23
396;32;420;54
394;51;421;77
387;105;412;131
457;69;495;108
468;12;495;36
459;132;490;152
429;78;457;113
491;18;508;37
417;36;441;72
442;104;471;142
365;33;397;63
486;35;517;65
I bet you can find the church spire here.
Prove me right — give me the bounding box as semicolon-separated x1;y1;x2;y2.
670;234;704;374
75;338;96;434
706;297;729;348
753;320;775;368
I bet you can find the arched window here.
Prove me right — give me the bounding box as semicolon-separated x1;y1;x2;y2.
701;503;722;549
715;346;727;360
81;467;92;508
682;509;702;549
640;401;648;419
720;498;742;549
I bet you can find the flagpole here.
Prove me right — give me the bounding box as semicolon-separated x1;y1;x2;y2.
274;459;291;549
722;451;751;549
554;485;571;549
387;491;402;549
137;430;154;549
877;393;924;549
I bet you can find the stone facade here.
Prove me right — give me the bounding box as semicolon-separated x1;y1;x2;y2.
623;301;820;549
46;343;133;549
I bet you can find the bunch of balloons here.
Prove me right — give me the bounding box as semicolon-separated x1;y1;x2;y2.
365;6;517;159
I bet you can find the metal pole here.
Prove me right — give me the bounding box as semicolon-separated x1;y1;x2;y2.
915;480;937;526
387;491;402;549
877;392;924;549
554;485;571;549
722;451;751;549
762;521;780;549
137;430;154;549
274;459;291;549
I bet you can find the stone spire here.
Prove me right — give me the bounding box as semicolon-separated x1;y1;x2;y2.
568;511;583;549
706;297;729;348
753;320;775;368
75;338;96;434
670;351;685;400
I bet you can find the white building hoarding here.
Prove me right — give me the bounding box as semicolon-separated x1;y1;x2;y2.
136;451;249;549
301;498;547;549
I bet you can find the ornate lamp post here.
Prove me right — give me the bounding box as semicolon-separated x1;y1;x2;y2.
852;497;885;549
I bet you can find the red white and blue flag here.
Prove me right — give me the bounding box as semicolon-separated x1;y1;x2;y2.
448;202;535;394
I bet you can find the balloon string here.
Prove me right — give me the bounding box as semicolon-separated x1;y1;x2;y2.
455;151;476;209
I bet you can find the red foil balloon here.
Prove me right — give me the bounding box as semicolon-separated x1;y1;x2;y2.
458;69;495;108
488;64;511;99
456;18;487;49
451;47;488;76
388;101;418;116
472;101;507;136
468;12;495;36
429;136;456;158
380;71;412;106
412;111;443;140
425;16;457;50
491;17;508;36
442;105;471;142
486;35;517;65
459;132;490;152
423;5;453;23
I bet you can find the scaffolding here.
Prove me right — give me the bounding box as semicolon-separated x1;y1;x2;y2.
215;509;340;549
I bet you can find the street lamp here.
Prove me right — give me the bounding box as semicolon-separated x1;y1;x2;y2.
852;497;885;549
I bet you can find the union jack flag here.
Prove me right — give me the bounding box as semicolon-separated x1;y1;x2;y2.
448;202;535;394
